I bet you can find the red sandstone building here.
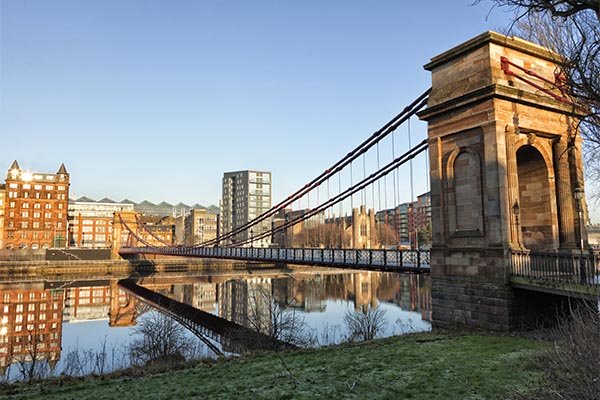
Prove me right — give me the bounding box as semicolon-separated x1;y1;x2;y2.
3;161;70;250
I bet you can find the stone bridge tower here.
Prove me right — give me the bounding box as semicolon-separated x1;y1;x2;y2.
418;32;588;330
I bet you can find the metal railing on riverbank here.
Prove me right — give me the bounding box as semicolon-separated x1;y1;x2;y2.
120;246;431;272
510;249;600;288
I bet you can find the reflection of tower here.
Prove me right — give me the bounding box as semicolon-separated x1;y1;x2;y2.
108;280;137;327
0;286;64;375
353;272;378;311
218;280;248;326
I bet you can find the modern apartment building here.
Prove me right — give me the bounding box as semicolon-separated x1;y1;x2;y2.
184;208;218;245
220;170;272;247
68;197;134;248
3;161;70;249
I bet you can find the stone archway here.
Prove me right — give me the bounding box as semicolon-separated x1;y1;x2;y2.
516;145;556;250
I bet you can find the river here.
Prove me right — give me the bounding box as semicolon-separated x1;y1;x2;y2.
0;262;431;380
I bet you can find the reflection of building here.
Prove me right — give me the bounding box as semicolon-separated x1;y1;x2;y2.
184;208;219;245
0;286;64;374
218;280;249;326
183;283;217;313
63;286;111;322
221;170;272;247
68;197;134;248
273;277;326;312
217;278;273;332
108;280;137;327
3;161;70;249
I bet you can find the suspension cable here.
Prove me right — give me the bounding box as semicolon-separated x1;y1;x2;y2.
227;140;429;247
193;88;431;248
134;214;173;247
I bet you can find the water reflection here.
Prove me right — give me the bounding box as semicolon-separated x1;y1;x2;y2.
0;266;431;379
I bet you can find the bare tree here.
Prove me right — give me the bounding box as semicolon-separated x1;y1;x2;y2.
12;328;53;382
245;285;314;348
128;310;194;366
515;301;600;399
343;305;388;342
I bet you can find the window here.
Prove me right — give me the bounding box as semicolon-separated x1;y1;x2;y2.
34;185;42;190
22;184;30;189
21;211;29;218
3;293;9;302
33;212;40;218
8;183;17;189
16;304;23;312
44;212;51;218
34;203;41;209
22;202;29;208
46;193;52;199
45;185;53;190
45;204;52;209
28;303;35;311
23;192;29;198
58;185;65;191
29;293;35;300
9;202;15;208
8;192;16;198
21;222;28;228
15;315;22;323
40;303;46;310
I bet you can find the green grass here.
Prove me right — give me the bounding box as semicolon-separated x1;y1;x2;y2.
0;333;545;400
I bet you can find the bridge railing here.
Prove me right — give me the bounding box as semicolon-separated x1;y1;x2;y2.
123;246;431;271
510;249;600;287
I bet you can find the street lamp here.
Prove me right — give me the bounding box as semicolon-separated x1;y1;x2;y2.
250;228;254;248
573;187;585;283
512;201;521;246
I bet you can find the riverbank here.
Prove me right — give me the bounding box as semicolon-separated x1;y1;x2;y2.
0;332;545;400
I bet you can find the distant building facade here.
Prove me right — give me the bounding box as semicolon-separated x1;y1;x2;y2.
221;170;272;247
68;197;134;248
0;185;5;250
184;208;218;245
3;161;70;249
373;191;432;249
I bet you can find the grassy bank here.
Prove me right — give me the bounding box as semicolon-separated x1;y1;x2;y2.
0;333;544;400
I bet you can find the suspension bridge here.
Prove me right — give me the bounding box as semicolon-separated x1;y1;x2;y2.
116;32;599;331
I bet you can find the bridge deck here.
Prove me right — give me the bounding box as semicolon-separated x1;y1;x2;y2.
119;246;431;273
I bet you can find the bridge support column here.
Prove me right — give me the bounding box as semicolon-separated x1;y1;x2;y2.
419;32;587;331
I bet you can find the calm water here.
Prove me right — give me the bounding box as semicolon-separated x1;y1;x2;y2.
0;264;431;380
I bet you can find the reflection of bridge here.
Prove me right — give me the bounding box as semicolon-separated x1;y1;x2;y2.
118;279;297;353
116;32;599;331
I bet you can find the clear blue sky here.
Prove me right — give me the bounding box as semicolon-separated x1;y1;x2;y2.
1;0;514;207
